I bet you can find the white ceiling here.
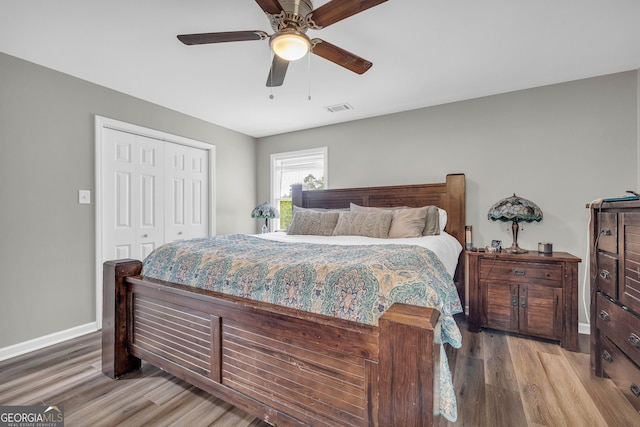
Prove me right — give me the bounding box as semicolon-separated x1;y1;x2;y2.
1;0;639;138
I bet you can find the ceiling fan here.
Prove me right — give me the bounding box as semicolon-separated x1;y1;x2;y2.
177;0;388;87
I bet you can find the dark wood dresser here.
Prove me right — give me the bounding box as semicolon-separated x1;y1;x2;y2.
467;250;581;351
590;200;640;411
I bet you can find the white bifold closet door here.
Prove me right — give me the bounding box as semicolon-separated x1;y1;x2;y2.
164;142;209;242
102;128;209;261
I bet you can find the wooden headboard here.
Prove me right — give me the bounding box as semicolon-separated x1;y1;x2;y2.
291;173;466;305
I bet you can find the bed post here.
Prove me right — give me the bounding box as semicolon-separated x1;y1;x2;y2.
102;259;142;378
378;303;441;427
445;173;466;308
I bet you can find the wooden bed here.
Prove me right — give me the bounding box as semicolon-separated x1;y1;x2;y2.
102;173;466;427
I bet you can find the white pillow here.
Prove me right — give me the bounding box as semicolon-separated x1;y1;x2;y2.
438;208;447;231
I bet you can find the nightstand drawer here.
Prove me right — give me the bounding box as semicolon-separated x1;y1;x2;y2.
596;252;617;299
479;259;562;285
597;212;618;254
600;335;640;412
596;293;640;364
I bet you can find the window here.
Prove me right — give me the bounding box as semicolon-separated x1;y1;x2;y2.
271;147;328;230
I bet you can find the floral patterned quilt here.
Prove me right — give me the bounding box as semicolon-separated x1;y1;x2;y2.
141;234;462;421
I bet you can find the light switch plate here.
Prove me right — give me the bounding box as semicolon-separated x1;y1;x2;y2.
79;190;91;204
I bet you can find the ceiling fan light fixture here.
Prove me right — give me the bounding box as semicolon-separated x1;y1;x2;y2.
270;31;310;61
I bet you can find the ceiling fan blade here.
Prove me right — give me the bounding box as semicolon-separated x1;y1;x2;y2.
255;0;284;15
266;55;289;87
177;31;268;45
311;39;372;74
309;0;387;28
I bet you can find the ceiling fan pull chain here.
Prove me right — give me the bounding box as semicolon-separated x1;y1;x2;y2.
307;52;311;101
268;47;275;100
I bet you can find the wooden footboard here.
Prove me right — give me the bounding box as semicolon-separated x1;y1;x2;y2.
102;260;442;426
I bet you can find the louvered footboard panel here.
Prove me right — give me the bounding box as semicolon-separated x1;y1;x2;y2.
132;294;215;378
221;318;373;427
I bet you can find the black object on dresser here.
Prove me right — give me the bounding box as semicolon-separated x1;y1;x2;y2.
467;250;581;352
590;200;640;412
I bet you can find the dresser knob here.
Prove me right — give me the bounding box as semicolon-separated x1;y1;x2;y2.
599;270;611;280
599;310;611;322
628;333;640;348
602;350;613;363
631;383;640;398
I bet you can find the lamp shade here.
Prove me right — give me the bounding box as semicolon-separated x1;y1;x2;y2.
488;194;543;223
251;202;279;219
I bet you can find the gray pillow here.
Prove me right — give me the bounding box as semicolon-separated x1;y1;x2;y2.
287;211;339;236
423;205;441;236
332;211;393;238
388;206;429;238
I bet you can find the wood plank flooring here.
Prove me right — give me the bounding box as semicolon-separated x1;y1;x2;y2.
1;319;638;426
443;318;639;427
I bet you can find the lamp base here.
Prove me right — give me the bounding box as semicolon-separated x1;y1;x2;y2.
503;220;528;254
503;243;528;254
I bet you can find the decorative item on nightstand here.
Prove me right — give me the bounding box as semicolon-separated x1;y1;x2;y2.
465;226;473;250
251;202;279;233
487;194;543;254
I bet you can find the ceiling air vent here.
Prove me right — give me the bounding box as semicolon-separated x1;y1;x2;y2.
324;103;353;113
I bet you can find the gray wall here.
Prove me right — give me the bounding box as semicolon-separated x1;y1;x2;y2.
257;71;640;325
0;52;256;348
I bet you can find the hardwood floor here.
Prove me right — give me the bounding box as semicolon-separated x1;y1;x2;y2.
0;333;269;427
443;318;639;427
1;320;638;426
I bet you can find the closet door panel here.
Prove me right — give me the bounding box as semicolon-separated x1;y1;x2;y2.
102;129;164;260
135;136;164;259
165;143;209;241
103;129;135;260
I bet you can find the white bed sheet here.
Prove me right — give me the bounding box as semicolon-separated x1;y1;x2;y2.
256;231;462;278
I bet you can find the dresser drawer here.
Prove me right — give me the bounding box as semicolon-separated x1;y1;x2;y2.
479;259;562;286
600;335;640;412
596;252;617;299
596;293;640;364
597;212;618;254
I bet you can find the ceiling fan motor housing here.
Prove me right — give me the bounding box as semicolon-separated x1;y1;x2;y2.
280;0;313;18
270;0;314;32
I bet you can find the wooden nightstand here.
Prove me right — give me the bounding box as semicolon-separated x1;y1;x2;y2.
467;250;581;351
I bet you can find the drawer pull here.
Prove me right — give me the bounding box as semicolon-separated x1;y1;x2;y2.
602;350;613;363
628;333;640;348
511;296;518;306
520;296;527;308
631;384;640;398
601;228;612;236
513;269;526;276
599;270;611;280
599;310;611;322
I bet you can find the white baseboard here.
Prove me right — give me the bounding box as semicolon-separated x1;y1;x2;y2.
578;322;590;335
0;322;98;362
